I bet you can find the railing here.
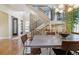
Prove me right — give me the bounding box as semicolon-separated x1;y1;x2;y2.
26;5;50;22
39;7;50;17
31;21;50;36
30;18;44;31
33;6;50;18
28;5;50;36
39;7;45;13
25;5;66;36
26;5;58;36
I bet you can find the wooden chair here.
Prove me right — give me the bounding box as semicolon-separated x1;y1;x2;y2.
62;41;79;55
21;34;41;55
46;32;55;35
21;34;27;45
53;41;72;55
21;34;28;54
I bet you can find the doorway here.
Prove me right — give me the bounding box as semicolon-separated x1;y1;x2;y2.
12;16;18;36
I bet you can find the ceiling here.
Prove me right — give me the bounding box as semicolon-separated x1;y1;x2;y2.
2;4;27;11
1;4;79;12
1;4;58;11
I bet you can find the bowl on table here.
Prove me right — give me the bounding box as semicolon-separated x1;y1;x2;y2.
59;33;70;39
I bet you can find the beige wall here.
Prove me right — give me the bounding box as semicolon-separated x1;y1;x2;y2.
0;11;9;38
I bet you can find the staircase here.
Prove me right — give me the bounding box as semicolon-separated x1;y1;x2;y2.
25;5;65;36
25;5;50;35
26;5;50;22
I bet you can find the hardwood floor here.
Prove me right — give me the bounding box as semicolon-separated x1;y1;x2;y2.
0;39;20;55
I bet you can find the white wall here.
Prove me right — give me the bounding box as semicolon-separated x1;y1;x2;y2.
0;5;26;39
0;11;9;39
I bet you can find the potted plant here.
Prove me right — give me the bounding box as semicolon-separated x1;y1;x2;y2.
64;7;79;33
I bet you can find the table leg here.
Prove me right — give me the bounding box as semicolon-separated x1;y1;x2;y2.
47;48;52;55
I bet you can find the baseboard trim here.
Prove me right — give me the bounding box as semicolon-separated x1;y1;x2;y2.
0;37;9;40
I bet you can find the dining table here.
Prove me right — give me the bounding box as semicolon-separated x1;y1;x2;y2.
27;35;62;48
26;34;79;55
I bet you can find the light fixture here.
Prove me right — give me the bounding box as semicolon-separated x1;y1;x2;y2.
58;4;64;9
67;7;73;12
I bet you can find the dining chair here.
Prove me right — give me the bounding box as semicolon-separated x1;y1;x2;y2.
21;34;27;45
62;41;79;55
21;34;28;54
46;32;55;35
53;41;72;55
21;34;41;55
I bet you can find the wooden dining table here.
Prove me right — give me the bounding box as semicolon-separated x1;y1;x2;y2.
26;34;79;54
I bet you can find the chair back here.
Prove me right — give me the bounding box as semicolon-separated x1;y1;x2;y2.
62;41;70;51
62;41;79;52
21;34;27;45
46;32;55;35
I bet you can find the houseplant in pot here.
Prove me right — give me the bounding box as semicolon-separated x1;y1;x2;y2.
61;6;79;39
65;7;79;33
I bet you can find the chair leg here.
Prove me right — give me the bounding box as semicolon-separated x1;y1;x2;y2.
73;51;79;55
23;47;32;55
23;47;25;55
66;50;69;55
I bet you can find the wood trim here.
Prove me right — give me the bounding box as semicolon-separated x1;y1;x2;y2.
72;32;79;35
